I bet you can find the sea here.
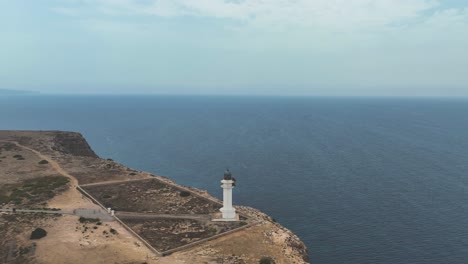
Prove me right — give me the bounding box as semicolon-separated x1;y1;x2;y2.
1;95;467;264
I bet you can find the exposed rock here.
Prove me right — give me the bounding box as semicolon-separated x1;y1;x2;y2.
51;132;98;158
0;130;310;263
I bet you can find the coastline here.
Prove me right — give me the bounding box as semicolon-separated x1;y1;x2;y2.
0;130;309;264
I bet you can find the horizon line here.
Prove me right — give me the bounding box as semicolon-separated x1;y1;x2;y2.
1;92;468;99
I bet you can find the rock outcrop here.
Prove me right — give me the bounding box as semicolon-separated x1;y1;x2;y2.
51;132;98;158
0;130;310;264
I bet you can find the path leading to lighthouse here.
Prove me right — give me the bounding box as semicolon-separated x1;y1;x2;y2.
78;170;256;256
0;208;114;221
116;211;210;221
1;139;256;259
1;141;114;220
7;141;102;211
0;141;114;221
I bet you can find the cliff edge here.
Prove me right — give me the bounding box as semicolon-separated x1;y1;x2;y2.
0;130;309;264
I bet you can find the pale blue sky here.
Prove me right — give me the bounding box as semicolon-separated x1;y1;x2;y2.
0;0;467;96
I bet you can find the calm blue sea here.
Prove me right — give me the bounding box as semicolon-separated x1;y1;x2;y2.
1;95;468;263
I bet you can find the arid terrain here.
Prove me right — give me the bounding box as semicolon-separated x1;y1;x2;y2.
0;131;309;264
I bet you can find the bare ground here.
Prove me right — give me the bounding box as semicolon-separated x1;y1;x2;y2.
0;131;309;264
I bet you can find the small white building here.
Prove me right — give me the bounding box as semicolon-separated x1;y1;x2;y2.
218;169;238;221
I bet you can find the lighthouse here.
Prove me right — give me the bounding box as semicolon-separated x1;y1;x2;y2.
219;169;237;221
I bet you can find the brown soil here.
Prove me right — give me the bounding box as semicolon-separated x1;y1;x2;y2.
82;179;221;214
34;215;160;264
162;221;308;264
0;131;309;264
120;216;246;252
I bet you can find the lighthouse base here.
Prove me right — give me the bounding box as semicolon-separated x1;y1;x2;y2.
220;207;237;219
212;208;238;222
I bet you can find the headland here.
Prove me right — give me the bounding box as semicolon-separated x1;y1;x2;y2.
0;130;309;264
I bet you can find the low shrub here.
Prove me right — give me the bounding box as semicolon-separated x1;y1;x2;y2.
0;194;9;204
208;226;217;234
1;143;16;151
259;257;275;264
79;217;100;223
180;191;191;197
239;221;248;226
258;257;275;264
30;228;47;239
38;160;49;165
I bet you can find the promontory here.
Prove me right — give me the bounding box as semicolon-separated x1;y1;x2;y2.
0;130;309;264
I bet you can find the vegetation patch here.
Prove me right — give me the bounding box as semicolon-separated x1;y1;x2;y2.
13;154;25;160
0;176;69;206
0;194;9;204
30;228;47;240
29;207;61;211
18;245;35;256
38;160;49;165
179;191;191;197
82;179;221;214
0;143;17;151
1;214;41;262
259;257;275;264
120;217;247;252
79;217;100;224
208;226;217;235
109;228;118;235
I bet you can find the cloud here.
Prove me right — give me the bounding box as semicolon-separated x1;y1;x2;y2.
53;0;443;32
9;0;466;95
51;7;81;16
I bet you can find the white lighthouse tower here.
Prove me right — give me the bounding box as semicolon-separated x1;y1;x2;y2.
219;169;237;221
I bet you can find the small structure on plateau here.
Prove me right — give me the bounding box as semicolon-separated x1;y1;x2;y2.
218;169;238;221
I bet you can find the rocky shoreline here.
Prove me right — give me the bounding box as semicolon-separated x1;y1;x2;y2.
0;130;309;264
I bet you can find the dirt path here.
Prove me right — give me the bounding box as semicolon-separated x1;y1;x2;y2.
79;178;152;187
10;141;100;210
11;141;78;186
1;141;160;262
0;208;114;221
116;211;211;221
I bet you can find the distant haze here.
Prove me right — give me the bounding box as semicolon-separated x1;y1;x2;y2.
0;89;37;95
1;0;467;96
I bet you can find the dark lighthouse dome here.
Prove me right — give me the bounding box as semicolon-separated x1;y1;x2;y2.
223;169;236;186
223;169;232;180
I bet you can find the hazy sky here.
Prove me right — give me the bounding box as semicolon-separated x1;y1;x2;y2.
1;0;467;96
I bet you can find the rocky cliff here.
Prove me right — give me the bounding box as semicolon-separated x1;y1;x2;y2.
0;130;309;264
51;132;98;158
